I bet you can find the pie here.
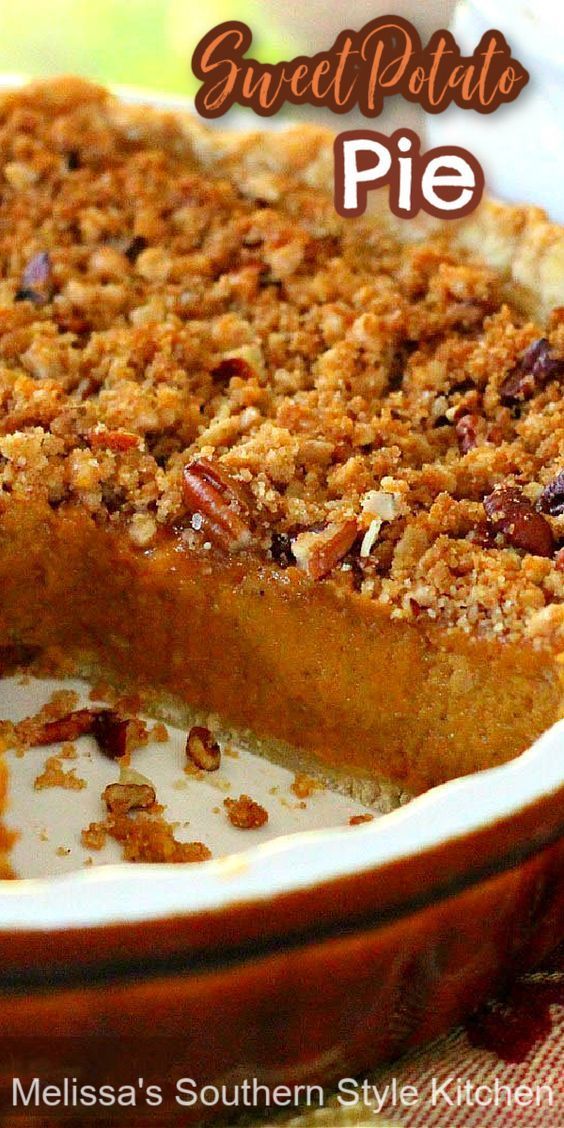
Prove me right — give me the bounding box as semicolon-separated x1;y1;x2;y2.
0;77;562;853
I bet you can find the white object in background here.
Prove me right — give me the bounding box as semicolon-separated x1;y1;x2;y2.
267;0;454;46
266;0;455;132
427;0;564;222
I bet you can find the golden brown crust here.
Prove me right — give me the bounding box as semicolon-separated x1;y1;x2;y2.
0;76;562;651
188;103;564;322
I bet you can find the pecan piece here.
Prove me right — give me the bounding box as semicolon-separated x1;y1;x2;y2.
224;794;268;829
15;251;53;305
92;711;132;760
182;457;252;552
87;429;139;452
211;357;254;384
103;780;156;815
455;413;481;454
483;486;554;557
387;342;416;391
29;708;98;746
292;519;358;580
124;235;148;263
186;726;221;772
500;338;564;404
539;471;564;517
54;312;90;335
468;522;495;549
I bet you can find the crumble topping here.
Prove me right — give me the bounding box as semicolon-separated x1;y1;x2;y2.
87;764;212;863
0;79;562;643
224;793;269;829
81;813;211;864
34;754;86;791
291;771;323;799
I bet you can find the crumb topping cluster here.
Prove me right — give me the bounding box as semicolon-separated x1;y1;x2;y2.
0;80;562;645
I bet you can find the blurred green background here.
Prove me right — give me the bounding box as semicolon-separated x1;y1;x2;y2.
0;0;293;94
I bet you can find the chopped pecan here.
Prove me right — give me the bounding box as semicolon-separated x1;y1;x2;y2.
349;813;375;826
211;357;254;383
548;307;564;330
387;341;417;391
468;522;494;549
359;519;382;558
270;531;295;568
182;457;252;552
450;386;481;421
455;413;481;454
124;235;148;263
483;486;554;557
292;519;358;580
14;288;46;307
92;711;132;760
362;489;404;521
54;312;90;335
538;471;564;517
28;708;98;746
186;726;221;772
103;779;156;815
87;429;139;452
224;794;268;829
15;250;53;305
500;339;564;404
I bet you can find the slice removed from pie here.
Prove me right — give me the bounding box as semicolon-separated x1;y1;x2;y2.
0;77;562;820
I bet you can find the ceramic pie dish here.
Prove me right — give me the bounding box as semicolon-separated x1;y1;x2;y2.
0;723;561;1125
0;78;561;1123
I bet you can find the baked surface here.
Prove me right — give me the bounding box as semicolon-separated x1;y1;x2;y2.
0;77;562;798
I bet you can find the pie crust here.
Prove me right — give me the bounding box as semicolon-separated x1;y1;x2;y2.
0;78;562;866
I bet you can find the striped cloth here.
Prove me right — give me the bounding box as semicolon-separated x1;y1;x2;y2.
256;948;563;1128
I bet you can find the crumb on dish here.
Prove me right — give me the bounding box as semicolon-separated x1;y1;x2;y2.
224;793;269;829
34;754;86;791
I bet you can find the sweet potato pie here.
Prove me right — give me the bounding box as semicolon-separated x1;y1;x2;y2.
0;77;562;844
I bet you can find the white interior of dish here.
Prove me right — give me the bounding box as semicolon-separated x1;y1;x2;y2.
2;675;380;881
0;673;561;930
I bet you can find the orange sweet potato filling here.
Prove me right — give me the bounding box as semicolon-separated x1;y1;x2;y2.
0;499;559;795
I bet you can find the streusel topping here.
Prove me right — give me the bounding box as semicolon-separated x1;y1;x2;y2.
0;79;562;645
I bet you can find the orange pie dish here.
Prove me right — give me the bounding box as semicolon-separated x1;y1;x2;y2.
0;77;563;864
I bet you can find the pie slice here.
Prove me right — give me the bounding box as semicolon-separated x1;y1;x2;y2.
0;77;562;827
